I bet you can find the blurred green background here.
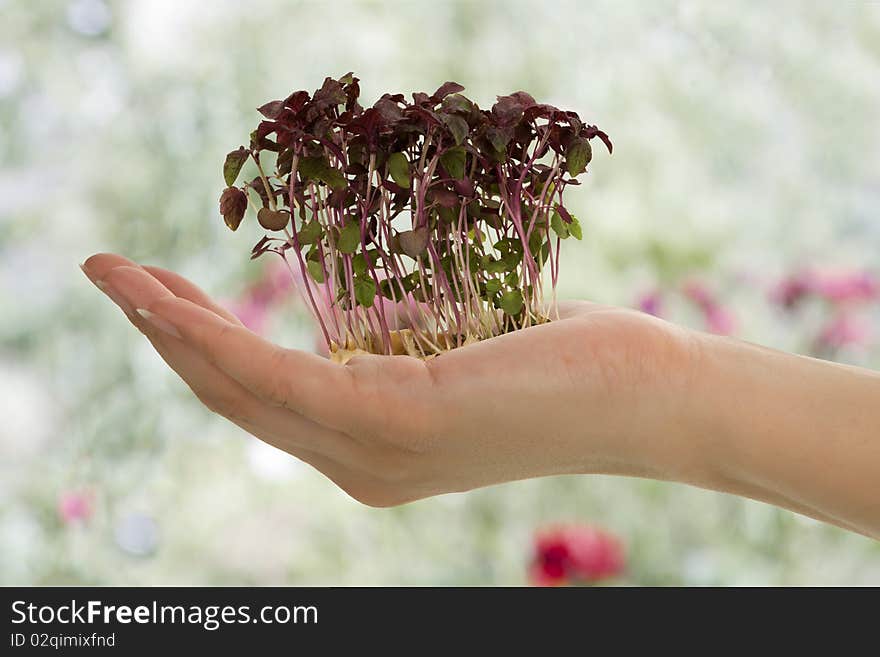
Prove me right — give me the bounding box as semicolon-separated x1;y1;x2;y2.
2;0;879;585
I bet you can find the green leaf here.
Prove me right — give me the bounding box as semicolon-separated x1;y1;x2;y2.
277;149;294;175
379;277;404;300
499;290;523;316
484;278;502;295
412;281;433;303
502;250;522;271
387;152;411;189
441;114;469;145
550;210;570;239
337;222;361;254
437;205;458;225
486;127;509;154
569;216;583;240
565;137;592;177
528;230;544;255
297;156;347;190
297;220;323;245
320;167;347;191
484;257;507;275
402;273;419;292
297;156;328;181
441;93;473;114
352;253;368;276
306;259;325;284
440;146;467;179
353;277;376;308
223;147;249;187
538;240;551;266
347;141;366;166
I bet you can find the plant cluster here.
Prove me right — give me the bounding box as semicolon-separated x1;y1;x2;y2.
219;73;610;358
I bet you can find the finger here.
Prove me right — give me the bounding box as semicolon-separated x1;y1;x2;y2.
81;252;140;285
142;265;243;326
103;266;355;458
151;332;355;461
141;294;357;432
85;258;368;469
82;253;242;326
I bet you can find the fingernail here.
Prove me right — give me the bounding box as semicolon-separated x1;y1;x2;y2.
79;262;94;282
136;308;182;339
96;279;134;315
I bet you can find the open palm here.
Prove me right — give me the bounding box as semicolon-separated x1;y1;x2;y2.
82;253;695;506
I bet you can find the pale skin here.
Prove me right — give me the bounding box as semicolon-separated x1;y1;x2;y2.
81;253;880;540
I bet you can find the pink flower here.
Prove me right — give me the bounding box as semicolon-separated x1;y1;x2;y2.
228;297;271;334
636;290;663;317
250;261;294;306
58;490;93;524
226;261;296;335
811;271;879;305
771;272;814;309
816;312;872;350
681;280;736;335
705;304;736;335
773;269;879;309
681;280;714;310
530;524;625;586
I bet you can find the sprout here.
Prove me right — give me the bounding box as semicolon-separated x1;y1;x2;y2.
219;73;611;361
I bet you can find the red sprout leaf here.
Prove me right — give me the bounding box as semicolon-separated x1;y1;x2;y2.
248;176;275;207
256;100;286;119
373;97;404;124
257;208;290;232
585;125;614;154
219;187;247;231
453;177;475;198
398;228;430;259
491;94;526;126
282;89;310;112
432;188;459;208
556;205;574;224
431;81;466;101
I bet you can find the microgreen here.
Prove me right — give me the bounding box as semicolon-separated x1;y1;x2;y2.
219;73;611;358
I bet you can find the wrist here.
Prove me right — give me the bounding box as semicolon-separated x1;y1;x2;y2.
578;316;711;484
613;327;771;489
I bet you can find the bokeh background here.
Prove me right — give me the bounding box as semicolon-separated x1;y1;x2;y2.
2;0;880;585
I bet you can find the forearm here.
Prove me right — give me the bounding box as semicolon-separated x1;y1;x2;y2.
678;333;880;539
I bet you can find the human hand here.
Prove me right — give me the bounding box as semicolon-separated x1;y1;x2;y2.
81;252;699;506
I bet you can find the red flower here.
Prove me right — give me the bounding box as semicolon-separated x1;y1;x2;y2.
530;524;625;586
